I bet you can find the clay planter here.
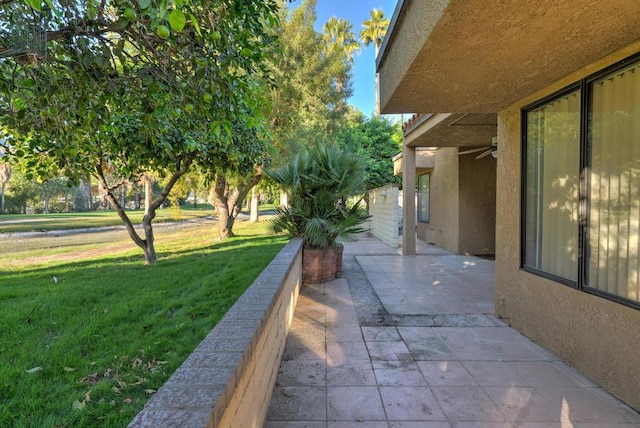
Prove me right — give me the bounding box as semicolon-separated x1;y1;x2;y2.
302;246;337;284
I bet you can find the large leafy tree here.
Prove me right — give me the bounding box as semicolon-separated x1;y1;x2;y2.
0;0;280;263
339;112;402;190
360;9;389;117
268;0;352;156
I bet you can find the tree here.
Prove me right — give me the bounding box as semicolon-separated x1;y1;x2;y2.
323;17;360;64
0;0;280;263
0;148;10;214
208;0;354;240
268;0;352;155
323;17;359;95
360;9;390;117
339;113;402;190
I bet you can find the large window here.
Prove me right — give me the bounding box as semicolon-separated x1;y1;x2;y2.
417;173;430;223
522;55;640;308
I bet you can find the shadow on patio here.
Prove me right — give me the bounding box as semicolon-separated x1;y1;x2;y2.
266;236;640;427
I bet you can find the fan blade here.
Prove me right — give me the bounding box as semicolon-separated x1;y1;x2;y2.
458;146;491;155
476;149;493;159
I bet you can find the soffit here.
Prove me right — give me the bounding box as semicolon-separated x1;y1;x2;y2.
404;113;497;148
378;0;640;114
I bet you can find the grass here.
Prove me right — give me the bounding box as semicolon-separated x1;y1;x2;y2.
0;205;215;234
0;219;287;427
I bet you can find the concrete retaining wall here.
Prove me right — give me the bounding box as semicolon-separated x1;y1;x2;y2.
129;238;303;427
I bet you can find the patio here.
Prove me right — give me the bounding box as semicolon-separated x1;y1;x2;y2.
265;236;640;427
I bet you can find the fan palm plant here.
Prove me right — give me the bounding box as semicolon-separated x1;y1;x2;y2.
267;143;369;250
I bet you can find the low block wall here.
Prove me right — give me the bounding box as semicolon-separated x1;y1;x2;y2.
129;238;303;428
368;184;400;247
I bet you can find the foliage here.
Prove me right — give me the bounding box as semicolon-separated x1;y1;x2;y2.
323;17;360;63
360;8;390;116
0;0;281;263
267;0;352;159
360;8;390;56
0;221;286;427
267;142;368;249
339;113;403;190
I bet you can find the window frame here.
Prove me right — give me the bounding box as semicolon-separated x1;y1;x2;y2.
520;52;640;310
417;173;430;223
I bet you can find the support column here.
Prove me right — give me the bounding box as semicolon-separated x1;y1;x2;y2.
402;144;417;255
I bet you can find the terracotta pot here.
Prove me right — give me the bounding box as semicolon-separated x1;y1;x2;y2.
303;246;337;284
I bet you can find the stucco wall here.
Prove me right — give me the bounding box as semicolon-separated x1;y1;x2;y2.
495;42;640;411
458;153;496;255
368;185;400;247
424;148;459;253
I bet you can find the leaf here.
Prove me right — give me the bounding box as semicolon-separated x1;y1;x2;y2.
138;0;151;9
144;389;156;394
72;400;85;410
25;367;43;373
63;367;76;372
189;14;202;36
168;10;186;32
123;397;133;404
25;0;42;11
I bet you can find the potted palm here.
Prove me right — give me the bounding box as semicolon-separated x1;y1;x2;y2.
267;143;369;284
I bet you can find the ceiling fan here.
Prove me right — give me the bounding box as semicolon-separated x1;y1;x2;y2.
458;136;497;159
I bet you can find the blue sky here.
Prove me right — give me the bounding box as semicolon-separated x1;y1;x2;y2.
286;0;399;117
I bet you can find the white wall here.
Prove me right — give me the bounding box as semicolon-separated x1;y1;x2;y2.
368;184;400;247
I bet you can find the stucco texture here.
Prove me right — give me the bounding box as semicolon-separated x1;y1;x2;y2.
495;44;640;411
420;148;496;256
379;0;640;114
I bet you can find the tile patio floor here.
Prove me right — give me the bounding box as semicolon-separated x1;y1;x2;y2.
266;237;640;427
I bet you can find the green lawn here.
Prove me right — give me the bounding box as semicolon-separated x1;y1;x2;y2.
0;220;286;427
0;205;215;234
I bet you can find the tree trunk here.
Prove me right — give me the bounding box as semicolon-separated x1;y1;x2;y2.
94;157;192;264
213;171;263;240
192;189;197;208
213;173;235;239
44;197;50;214
250;187;259;223
120;183;127;210
144;176;153;215
1;182;5;214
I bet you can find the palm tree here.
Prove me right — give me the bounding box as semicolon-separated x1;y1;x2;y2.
323;17;360;64
360;9;390;116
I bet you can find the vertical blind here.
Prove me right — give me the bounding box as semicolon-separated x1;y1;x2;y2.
589;64;640;303
525;90;580;281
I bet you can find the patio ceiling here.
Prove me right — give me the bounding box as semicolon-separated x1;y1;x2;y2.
403;113;497;148
378;0;640;114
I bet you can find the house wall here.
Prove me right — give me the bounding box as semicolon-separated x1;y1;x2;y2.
495;41;640;411
423;148;459;253
458;153;496;256
368;184;400;247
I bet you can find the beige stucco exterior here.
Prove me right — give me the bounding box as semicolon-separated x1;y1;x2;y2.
418;148;496;256
379;0;640;411
495;43;640;412
396;146;496;256
378;0;640;114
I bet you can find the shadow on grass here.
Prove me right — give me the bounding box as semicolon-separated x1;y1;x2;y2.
0;232;288;428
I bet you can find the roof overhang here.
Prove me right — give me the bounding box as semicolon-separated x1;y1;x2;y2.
378;0;640;113
404;113;497;148
393;148;436;176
